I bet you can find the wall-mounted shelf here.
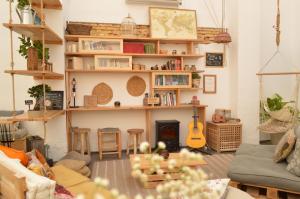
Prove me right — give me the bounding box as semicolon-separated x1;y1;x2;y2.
8;110;65;122
65;52;203;58
3;23;63;44
65;69;205;74
5;70;64;80
31;0;62;10
67;104;207;112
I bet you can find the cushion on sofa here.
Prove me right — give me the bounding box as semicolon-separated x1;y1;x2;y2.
273;129;296;162
235;143;276;159
228;154;300;192
0;151;56;199
0;145;29;166
287;139;300;176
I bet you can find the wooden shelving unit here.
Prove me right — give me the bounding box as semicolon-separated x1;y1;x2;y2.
65;34;207;151
3;23;63;44
4;0;64;143
5;70;64;80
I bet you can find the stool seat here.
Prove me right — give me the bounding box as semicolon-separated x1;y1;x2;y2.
97;128;122;160
126;128;144;155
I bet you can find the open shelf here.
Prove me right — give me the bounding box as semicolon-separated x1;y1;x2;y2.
5;70;64;80
31;0;62;10
65;34;208;44
67;104;207;112
65;69;204;74
154;87;203;91
3;23;63;44
8;110;65;122
65;52;203;58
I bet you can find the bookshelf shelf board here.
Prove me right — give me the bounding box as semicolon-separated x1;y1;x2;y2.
8;110;65;122
154;87;203;91
67;105;207;112
5;70;64;80
65;52;203;58
3;23;63;44
31;0;62;9
65;34;209;44
65;69;204;74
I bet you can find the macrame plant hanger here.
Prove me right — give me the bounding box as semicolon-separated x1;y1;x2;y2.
257;0;300;134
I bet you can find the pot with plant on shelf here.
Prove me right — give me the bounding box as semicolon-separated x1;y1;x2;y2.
18;37;51;71
27;84;51;117
192;72;201;88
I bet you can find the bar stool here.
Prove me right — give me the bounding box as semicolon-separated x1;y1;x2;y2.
97;128;122;160
72;127;91;155
126;128;144;155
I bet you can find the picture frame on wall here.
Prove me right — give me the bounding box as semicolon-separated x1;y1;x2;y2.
203;75;217;94
205;52;224;67
149;7;198;39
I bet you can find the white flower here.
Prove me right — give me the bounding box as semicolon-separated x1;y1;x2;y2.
131;169;142;178
156;184;163;193
133;163;140;170
145;195;155;199
179;148;189;158
101;178;109;187
140;173;148;182
94;177;102;185
134;194;143;199
95;193;105;199
117;194;128;199
110;188;119;197
139;142;150;153
168;159;177;170
157;169;164;175
158;141;166;150
133;156;141;163
76;194;85;199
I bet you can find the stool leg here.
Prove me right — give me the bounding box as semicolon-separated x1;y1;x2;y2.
118;132;122;159
86;132;91;155
97;132;101;160
126;134;130;156
99;133;103;160
133;134;137;155
73;132;78;151
80;133;85;155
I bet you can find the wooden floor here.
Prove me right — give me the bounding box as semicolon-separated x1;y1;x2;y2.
90;152;234;198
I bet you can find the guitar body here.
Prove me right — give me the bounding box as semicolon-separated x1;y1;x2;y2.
186;121;206;148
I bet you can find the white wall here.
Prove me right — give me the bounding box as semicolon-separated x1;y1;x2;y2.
1;1;299;160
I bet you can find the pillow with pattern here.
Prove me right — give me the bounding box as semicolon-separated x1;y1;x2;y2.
287;139;300;176
273;129;296;162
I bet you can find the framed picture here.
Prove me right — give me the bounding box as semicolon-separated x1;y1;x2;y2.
149;7;197;39
45;91;64;110
205;52;224;67
203;75;217;94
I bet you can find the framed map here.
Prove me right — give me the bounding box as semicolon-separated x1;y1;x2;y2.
149;7;198;39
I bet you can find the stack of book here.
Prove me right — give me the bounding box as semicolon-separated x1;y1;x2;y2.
158;91;177;106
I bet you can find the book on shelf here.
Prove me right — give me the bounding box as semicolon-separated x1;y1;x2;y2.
158;91;177;106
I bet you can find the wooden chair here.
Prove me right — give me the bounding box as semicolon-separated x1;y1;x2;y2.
72;127;91;155
126;128;144;155
97;128;122;160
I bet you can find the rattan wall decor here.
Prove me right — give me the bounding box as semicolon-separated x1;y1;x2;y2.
127;76;146;97
92;83;113;105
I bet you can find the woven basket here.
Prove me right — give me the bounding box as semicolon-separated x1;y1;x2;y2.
66;23;92;35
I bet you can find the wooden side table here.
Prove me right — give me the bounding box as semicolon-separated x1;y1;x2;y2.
207;122;242;153
126;128;144;155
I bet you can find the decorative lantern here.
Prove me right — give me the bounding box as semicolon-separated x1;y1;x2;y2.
214;30;232;43
121;14;136;37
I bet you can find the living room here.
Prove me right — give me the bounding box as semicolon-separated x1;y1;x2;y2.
0;0;299;199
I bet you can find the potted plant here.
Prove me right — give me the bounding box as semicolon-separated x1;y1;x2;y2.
27;84;51;116
18;37;50;71
192;72;201;88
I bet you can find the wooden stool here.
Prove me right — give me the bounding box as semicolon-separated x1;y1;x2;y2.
72;127;91;155
127;128;144;155
97;128;122;160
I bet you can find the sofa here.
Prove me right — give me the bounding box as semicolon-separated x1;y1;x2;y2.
228;128;300;194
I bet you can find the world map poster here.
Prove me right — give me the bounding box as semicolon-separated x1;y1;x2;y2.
150;7;198;39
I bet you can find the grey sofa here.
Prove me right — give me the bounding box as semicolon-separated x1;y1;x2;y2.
228;129;300;193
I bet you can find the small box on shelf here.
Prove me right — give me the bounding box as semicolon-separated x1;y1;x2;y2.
94;55;132;71
67;57;83;70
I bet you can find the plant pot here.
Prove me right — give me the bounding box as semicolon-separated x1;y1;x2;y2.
192;78;201;88
27;47;38;70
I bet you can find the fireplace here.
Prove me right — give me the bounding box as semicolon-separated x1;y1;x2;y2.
155;120;180;152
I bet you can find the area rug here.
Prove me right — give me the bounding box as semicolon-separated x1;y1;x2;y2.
91;154;234;198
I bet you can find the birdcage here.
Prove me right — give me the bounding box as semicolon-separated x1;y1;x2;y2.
121;14;136;37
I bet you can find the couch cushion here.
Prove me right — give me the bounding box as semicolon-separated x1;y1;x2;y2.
55;159;86;171
235;144;276;159
60;151;91;165
273;129;296;162
228;154;300;192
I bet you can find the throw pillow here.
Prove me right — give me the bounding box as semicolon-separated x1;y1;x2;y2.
273;128;296;162
287;139;300;176
61;151;91;165
0;145;28;166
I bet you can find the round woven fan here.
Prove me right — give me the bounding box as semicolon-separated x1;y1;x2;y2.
92;82;113;105
127;76;146;97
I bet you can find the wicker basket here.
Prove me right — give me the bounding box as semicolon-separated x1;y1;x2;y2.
207;122;242;152
66;23;92;35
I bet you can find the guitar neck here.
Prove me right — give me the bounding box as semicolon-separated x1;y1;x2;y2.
193;107;199;129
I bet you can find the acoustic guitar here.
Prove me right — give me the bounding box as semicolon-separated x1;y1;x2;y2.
186;106;206;149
